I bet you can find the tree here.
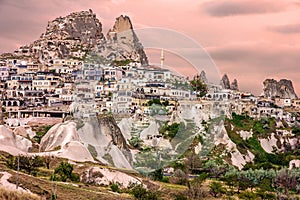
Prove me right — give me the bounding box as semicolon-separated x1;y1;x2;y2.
190;77;207;97
147;98;161;106
44;155;52;169
186;178;207;199
51;162;79;182
129;183;160;200
6;155;44;175
274;168;299;196
170;169;188;185
209;181;226;197
150;168;163;181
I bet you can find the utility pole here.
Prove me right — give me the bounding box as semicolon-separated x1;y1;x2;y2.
160;48;164;68
0;88;4;125
16;155;19;189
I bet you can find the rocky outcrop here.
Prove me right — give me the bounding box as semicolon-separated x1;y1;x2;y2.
99;15;148;65
221;74;239;91
81;167;140;187
74;115;133;168
14;10;104;64
221;74;231;89
98;115;130;151
0;125;32;154
231;79;239;91
263;79;298;99
97;115;133;167
199;70;208;84
215;123;254;170
10;11;148;65
40;121;80;151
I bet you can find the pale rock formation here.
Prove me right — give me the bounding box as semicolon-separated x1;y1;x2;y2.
238;130;253;140
259;133;279;153
40;121;80;151
0;125;32;154
289;160;300;169
81;167;141;187
8;10;148;66
140;122;159;140
103;15;148;65
194;142;202;154
13;126;35;138
118;118;133;142
214;124;254;170
77;116;133;168
56;141;94;162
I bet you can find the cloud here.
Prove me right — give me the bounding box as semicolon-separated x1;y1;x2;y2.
201;0;288;17
207;43;300;95
268;23;300;34
209;43;300;72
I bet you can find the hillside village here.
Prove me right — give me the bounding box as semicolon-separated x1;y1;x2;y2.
0;55;299;124
0;10;300;200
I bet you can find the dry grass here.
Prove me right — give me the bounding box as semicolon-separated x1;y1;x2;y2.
7;171;133;200
0;187;41;200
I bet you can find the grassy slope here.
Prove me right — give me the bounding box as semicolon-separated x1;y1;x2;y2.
0;151;132;200
0;151;187;200
0;187;40;200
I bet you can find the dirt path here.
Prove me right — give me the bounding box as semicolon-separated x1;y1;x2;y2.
0;171;31;193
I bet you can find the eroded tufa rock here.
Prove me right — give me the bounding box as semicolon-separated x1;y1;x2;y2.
263;78;298;99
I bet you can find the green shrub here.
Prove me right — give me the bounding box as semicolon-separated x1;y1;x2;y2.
51;161;79;182
160;122;181;139
161;176;170;183
150;168;163;181
238;191;257;200
33;125;52;144
209;181;226;197
129;183;160;200
147;98;162;106
174;193;189;200
256;190;276;200
292;127;300;135
110;182;121;193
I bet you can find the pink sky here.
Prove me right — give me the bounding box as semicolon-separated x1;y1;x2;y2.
0;0;299;96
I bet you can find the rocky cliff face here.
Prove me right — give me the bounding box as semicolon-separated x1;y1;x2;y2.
199;70;208;84
263;79;298;99
221;74;231;89
221;74;239;91
98;115;129;151
15;10;104;63
98;15;148;65
231;79;239;91
12;10;148;65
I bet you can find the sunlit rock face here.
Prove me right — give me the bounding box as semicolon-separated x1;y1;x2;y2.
40;121;80;152
100;15;148;65
39;115;133;169
0;125;32;154
81;167;141;187
14;10;104;63
11;10;148;65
